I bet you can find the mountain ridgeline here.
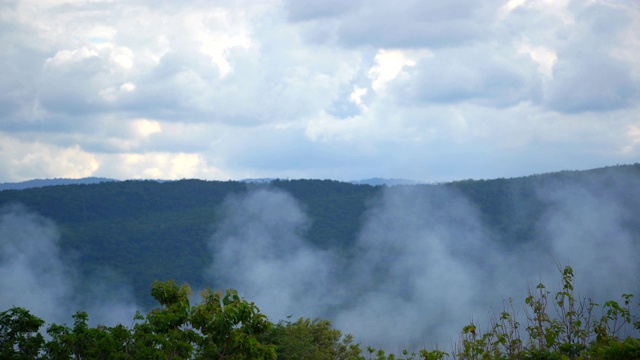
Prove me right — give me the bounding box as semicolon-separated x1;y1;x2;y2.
1;164;640;311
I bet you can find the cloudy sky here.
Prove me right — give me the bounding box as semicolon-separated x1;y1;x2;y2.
1;0;638;183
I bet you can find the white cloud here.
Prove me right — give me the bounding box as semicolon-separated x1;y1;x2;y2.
131;118;161;138
0;134;99;181
95;152;226;180
349;85;368;108
0;0;638;182
499;0;526;17
87;24;117;44
516;40;557;78
368;49;419;92
45;47;99;66
622;125;640;155
108;46;135;70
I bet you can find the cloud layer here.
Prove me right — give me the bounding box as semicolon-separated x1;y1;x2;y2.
1;0;639;182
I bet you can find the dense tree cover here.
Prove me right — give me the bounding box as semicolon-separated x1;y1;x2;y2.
0;164;639;308
2;267;640;359
1;280;277;360
445;163;640;247
262;317;362;360
0;179;379;307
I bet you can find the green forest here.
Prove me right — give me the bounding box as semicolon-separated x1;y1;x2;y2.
0;178;379;305
0;164;638;307
2;164;640;358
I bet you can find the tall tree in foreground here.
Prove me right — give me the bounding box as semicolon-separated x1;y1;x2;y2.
132;280;276;359
0;307;45;360
263;317;362;360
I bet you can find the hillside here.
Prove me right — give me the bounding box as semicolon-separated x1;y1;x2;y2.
1;164;639;314
0;178;379;306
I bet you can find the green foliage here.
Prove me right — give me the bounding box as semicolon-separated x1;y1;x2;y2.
362;346;449;360
2;264;640;360
133;280;276;360
0;307;45;360
522;265;596;356
589;337;640;360
0;179;379;307
264;317;361;360
45;312;131;360
191;288;276;359
453;265;640;360
0;281;275;360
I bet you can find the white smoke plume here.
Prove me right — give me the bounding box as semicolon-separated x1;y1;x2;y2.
0;204;73;323
209;188;339;321
208;172;640;351
332;185;507;349
0;203;138;327
534;173;640;299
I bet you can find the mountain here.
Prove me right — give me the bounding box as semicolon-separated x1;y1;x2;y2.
0;164;639;310
349;178;421;186
0;177;117;191
0;176;422;191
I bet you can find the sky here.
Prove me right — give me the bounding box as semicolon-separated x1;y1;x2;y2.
0;0;639;183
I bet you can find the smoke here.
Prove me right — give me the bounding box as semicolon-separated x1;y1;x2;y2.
534;172;640;298
0;204;73;323
2;172;635;349
0;203;138;327
209;188;339;321
207;172;640;351
332;185;502;348
208;185;520;348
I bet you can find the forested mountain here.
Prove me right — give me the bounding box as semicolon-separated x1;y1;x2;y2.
0;164;640;352
1;163;640;322
0;178;378;306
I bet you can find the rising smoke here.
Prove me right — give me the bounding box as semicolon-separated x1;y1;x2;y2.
534;172;640;299
209;188;340;321
0;204;73;324
0;203;138;327
208;172;640;350
2;170;637;350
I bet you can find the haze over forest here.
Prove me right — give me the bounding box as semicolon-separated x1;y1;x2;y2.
1;164;639;350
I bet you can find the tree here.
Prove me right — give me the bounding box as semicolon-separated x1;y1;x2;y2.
0;307;45;360
263;317;361;360
133;280;276;360
191;288;276;360
45;311;131;360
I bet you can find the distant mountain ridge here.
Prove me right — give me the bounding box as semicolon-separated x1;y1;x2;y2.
0;177;117;191
0;176;420;191
350;178;421;186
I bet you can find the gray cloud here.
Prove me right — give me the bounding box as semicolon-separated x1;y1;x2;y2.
545;54;636;113
286;0;497;49
541;2;639;113
393;47;542;107
0;0;639;182
284;0;362;22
